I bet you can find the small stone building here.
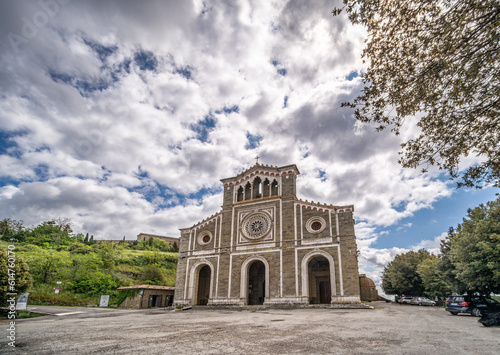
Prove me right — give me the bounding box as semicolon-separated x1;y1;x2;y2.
359;274;379;301
174;163;361;306
118;285;175;308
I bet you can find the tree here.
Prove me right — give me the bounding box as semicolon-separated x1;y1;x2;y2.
0;249;31;306
417;255;451;300
381;249;432;296
97;242;116;269
333;1;499;188
438;227;467;294
84;233;89;244
0;218;24;239
26;248;69;284
445;197;500;294
141;265;166;285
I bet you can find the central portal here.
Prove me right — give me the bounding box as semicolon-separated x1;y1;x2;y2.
248;261;265;305
308;256;331;304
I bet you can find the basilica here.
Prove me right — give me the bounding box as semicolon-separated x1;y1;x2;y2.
173;163;361;306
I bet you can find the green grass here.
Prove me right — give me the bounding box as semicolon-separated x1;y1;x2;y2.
0;310;44;321
17;310;45;319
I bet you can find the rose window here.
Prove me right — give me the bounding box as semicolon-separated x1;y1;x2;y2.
242;213;272;240
311;221;322;231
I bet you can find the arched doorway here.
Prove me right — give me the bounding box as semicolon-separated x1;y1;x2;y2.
248;261;266;305
308;256;331;304
196;265;211;305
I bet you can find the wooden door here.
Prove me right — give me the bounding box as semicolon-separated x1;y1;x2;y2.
319;281;331;304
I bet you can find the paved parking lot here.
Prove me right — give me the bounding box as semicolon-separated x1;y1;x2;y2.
3;302;499;354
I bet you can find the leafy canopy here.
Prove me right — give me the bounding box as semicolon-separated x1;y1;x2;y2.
0;249;31;306
442;197;500;294
381;249;432;296
334;0;499;188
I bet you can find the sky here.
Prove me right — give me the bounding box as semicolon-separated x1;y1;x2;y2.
0;0;497;291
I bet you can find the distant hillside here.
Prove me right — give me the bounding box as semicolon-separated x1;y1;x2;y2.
0;218;178;306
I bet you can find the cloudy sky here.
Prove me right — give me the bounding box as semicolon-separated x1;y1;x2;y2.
0;0;497;290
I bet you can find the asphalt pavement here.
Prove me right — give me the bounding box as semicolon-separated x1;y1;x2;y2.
2;302;499;354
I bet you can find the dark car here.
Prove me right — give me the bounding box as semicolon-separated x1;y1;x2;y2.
445;295;500;316
478;310;500;327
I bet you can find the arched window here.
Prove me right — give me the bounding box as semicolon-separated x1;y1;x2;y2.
263;179;270;198
253;177;262;199
271;180;279;195
236;186;244;202
244;182;252;200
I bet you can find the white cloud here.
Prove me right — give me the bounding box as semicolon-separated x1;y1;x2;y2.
0;0;483;247
411;232;448;255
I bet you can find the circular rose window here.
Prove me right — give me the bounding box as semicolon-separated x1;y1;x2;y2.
197;232;212;245
306;217;327;234
242;212;272;240
311;221;322;231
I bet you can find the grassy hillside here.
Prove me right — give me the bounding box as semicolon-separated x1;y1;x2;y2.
0;219;178;306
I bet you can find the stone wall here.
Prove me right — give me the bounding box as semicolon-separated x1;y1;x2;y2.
119;289;174;309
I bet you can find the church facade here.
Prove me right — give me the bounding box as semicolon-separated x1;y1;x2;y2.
173;164;361;306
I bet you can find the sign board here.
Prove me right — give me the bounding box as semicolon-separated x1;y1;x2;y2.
16;293;29;310
99;295;110;307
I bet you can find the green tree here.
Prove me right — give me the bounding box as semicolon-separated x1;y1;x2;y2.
381;249;432;296
26;248;69;284
446;197;500;294
67;273;121;296
24;221;72;246
438;227;467;294
0;218;24;241
84;233;89;243
0;249;32;306
97;242;116;269
417;255;451;300
333;0;499;188
141;265;166;285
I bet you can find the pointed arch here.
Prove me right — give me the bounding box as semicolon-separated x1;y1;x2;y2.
271;179;279;195
253;177;262;199
244;182;252;200
263;178;270;197
236;186;244;202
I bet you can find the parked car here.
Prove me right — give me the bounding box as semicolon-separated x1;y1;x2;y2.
411;297;436;306
478;310;500;327
445;295;500;316
400;296;413;304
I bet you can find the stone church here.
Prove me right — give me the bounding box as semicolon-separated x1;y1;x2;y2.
174;163;361;306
